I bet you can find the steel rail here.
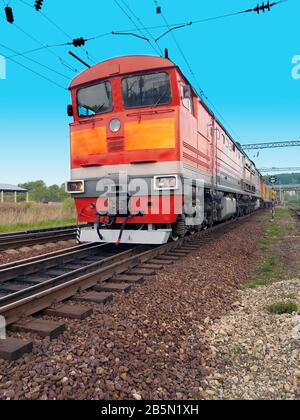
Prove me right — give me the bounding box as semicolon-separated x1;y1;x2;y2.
0;225;81;251
0;245;144;308
0;242;98;271
0;242;113;283
0;215;252;327
0;225;80;238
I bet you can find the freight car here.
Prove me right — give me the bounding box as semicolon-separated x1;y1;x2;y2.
66;55;273;245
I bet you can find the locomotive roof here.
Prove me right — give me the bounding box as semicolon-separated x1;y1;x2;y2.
69;55;175;89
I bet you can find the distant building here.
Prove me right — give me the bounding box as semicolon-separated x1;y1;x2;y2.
0;184;29;203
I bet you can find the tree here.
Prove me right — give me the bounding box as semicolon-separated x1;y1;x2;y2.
18;181;69;203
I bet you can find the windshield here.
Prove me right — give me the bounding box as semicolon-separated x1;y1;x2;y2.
77;81;113;117
122;72;171;109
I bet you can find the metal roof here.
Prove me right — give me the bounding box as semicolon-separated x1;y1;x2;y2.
69;55;175;88
0;184;28;192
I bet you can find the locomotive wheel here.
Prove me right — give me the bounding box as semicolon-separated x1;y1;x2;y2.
171;216;186;240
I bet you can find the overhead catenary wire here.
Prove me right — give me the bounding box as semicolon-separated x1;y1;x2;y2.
7;43;69;59
0;12;78;73
5;0;290;60
113;0;162;56
153;0;241;140
153;0;207;99
0;1;288;105
155;0;289;41
119;0;164;56
17;0;97;64
89;0;289;40
0;41;70;79
0;49;68;90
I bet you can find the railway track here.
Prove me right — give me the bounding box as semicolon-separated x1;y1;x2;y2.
0;215;251;329
0;225;79;251
290;208;300;220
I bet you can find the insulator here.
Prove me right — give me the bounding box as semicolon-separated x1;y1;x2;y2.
34;0;44;12
5;6;14;24
72;37;85;47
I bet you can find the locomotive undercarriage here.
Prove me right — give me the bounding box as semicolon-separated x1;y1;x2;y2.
170;189;261;240
76;185;262;245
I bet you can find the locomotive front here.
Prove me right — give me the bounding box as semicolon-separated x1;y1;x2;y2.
66;56;191;245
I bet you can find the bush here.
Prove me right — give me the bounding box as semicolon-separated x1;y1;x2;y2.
63;197;75;214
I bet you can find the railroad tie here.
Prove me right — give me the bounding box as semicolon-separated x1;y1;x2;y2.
151;259;174;265
0;338;33;361
107;274;144;284
156;255;178;261
126;268;155;276
96;283;132;293
138;263;164;270
168;251;190;257
73;291;114;304
10;318;65;340
44;304;93;320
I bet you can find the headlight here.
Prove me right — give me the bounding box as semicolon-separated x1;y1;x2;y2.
109;118;121;133
65;180;85;194
154;175;178;190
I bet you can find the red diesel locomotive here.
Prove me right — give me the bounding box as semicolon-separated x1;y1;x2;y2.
66;55;273;245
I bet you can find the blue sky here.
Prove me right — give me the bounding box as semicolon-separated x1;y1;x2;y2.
0;0;299;185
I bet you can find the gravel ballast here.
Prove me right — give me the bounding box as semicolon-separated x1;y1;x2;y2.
0;217;264;400
199;279;300;400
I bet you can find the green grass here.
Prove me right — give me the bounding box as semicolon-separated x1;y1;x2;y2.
256;216;285;252
275;208;292;218
260;256;279;274
232;344;244;354
244;278;272;289
244;207;297;289
257;239;271;250
0;218;77;234
244;255;282;289
267;302;298;315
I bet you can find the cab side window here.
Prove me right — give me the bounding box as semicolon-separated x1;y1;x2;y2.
180;84;194;115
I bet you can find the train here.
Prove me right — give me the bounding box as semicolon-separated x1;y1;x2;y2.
66;55;275;245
